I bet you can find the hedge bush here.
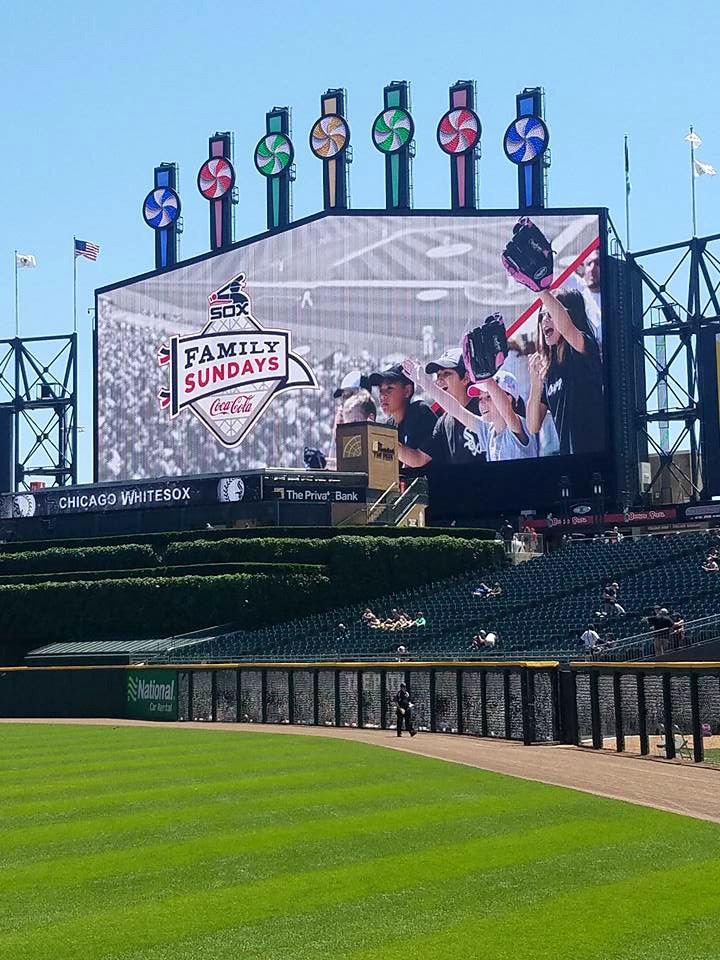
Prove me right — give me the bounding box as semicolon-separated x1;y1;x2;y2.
0;562;327;587
164;536;501;584
0;573;332;644
0;536;502;652
0;544;157;575
0;525;495;555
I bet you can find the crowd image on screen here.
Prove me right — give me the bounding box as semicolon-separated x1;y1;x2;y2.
97;216;604;481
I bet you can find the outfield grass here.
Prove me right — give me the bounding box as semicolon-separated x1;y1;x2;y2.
1;725;719;960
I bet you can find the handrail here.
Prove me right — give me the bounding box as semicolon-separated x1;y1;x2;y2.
595;611;720;662
334;480;399;527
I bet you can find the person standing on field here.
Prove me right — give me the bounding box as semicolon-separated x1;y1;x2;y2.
394;682;417;737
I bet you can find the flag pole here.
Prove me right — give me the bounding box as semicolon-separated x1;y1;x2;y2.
624;134;631;251
14;250;19;337
690;124;697;236
73;236;77;334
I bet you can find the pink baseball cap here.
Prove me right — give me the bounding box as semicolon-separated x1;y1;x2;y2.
467;370;519;400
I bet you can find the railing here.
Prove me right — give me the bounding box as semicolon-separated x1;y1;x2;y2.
596;612;720;662
567;660;720;764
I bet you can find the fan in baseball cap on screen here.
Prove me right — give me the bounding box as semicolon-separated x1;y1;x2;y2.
333;370;371;400
368;363;437;472
415;348;486;466
402;360;539;463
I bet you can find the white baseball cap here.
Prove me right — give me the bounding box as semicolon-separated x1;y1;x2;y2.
467;370;519;400
334;370;370;398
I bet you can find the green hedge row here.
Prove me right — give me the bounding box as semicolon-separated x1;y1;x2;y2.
0;573;332;644
0;544;157;575
0;537;502;650
0;562;327;587
164;536;501;591
0;535;501;585
0;525;494;555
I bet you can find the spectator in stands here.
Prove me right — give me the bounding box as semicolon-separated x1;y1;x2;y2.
500;520;514;545
414;613;427;627
472;582;502;598
362;608;381;627
645;607;674;656
702;556;719;572
602;592;626;617
394;682;417;737
396;644;408;660
671;613;686;649
581;625;601;656
471;630;497;650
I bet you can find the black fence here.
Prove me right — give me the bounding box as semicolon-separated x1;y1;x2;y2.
177;663;559;745
568;662;720;765
1;661;719;766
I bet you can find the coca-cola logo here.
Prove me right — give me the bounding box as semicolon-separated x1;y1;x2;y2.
209;395;254;417
157;273;317;448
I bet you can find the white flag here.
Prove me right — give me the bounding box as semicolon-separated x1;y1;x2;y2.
15;253;37;268
694;159;717;177
686;131;703;148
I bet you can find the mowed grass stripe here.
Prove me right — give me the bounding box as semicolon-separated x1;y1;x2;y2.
121;829;720;960
1;725;718;960
0;810;699;956
0;798;639;929
342;856;720;960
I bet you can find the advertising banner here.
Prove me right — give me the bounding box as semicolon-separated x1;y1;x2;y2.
96;211;606;488
126;670;178;721
0;473;262;519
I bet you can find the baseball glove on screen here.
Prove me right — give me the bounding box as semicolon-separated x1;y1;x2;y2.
462;314;509;383
502;217;554;292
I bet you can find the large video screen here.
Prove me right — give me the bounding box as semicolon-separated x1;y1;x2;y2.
96;211;605;481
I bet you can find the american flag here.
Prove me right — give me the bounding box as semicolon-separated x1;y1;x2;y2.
74;239;100;261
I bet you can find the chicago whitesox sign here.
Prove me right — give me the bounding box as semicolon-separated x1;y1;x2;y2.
157;273;317;446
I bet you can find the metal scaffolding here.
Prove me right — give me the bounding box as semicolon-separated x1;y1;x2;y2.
627;232;720;502
0;334;77;491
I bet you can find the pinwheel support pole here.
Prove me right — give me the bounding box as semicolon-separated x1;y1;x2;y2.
381;81;413;210
207;133;234;251
265;108;293;231
446;81;479;211
316;88;350;211
515;88;549;210
153;164;180;270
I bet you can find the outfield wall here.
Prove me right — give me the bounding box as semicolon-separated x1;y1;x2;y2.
2;662;719;763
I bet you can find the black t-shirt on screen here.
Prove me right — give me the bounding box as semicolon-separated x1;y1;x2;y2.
390;400;438;478
420;398;487;466
541;333;603;455
394;400;438;453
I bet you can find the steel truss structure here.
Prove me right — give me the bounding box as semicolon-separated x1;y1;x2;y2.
0;335;77;491
626;233;720;503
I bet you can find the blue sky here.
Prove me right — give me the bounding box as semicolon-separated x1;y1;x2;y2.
1;0;718;481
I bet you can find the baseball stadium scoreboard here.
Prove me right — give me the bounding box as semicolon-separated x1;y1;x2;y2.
95;209;613;519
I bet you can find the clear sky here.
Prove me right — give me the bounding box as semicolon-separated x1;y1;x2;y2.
1;0;718;482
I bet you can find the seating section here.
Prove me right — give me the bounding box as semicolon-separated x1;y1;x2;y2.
173;531;720;662
2;529;497;664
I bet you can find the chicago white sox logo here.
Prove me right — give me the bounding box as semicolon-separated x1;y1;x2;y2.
157;273;317;447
